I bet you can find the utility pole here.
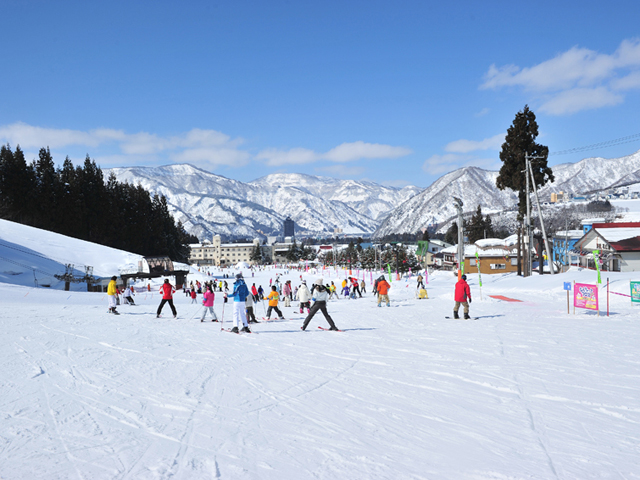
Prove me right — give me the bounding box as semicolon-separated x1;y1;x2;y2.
527;155;555;276
453;197;464;280
524;156;532;277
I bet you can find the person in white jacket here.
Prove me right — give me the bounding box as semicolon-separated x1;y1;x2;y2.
296;280;312;314
301;278;339;331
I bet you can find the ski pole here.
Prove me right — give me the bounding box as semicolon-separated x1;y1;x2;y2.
188;305;204;322
220;302;225;331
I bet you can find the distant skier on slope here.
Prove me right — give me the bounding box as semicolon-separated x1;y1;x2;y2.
453;274;472;320
301;278;339;331
264;286;285;320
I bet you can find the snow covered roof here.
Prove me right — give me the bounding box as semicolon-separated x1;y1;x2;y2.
554;230;584;238
596;227;640;242
475;238;509;248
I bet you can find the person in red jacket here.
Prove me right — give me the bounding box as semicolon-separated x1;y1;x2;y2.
157;278;177;318
454;274;472;319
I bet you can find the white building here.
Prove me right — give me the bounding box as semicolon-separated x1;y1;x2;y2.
189;235;261;266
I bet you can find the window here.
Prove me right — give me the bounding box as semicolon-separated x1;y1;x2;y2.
490;264;506;270
511;257;517;266
470;258;477;266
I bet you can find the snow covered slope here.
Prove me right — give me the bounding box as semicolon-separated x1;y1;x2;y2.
1;222;640;478
107;165;421;239
0;219;145;288
377;149;640;236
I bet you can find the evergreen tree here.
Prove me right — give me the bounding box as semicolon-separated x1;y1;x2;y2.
496;105;554;219
250;244;263;264
421;229;430;241
467;205;485;243
445;222;458;245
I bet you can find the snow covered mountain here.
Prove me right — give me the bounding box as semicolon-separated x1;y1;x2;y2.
376;149;640;237
106;165;421;239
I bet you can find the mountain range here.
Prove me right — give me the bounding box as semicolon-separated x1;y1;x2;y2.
106;149;640;240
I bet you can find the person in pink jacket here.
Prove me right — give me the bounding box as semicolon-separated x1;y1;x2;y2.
201;285;218;322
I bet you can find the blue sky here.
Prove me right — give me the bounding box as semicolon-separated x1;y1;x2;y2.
2;0;640;188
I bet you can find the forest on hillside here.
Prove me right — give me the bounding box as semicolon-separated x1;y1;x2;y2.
0;145;195;262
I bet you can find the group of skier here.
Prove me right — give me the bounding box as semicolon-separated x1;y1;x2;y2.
106;267;474;330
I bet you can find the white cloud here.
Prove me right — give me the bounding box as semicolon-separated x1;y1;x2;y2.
445;134;504;154
256;141;412;167
475;108;490;117
423;153;499;175
0;122;249;169
539;87;624;115
481;38;640;115
324;141;412;162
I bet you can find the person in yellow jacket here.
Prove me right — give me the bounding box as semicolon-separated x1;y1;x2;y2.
107;275;120;315
264;285;285;320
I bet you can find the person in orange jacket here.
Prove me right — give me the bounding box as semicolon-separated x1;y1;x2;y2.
264;285;285;320
377;277;391;307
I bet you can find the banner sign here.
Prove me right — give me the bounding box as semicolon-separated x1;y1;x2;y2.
631;281;640;303
594;249;602;284
574;283;598;311
475;251;482;287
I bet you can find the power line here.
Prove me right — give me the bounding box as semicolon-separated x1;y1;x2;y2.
550;132;640;156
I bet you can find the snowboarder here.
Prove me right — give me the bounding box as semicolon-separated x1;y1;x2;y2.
107;275;120;314
264;285;285;320
296;280;312;314
227;273;251;333
201;285;218;322
377;276;391;307
453;274;472;319
301;278;339;331
157;279;177;318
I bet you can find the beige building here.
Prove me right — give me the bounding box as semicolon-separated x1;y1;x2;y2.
189;235;261;266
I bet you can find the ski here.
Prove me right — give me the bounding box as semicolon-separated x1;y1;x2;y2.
223;328;256;334
445;316;478;320
317;326;343;332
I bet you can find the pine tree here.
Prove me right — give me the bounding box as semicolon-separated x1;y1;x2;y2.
445;222;458;245
496;105;554;219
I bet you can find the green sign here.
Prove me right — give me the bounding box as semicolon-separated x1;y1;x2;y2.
594;249;602;284
475;251;482;287
631;281;640;303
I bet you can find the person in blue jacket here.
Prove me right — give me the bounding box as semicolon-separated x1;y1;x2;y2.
227;273;251;333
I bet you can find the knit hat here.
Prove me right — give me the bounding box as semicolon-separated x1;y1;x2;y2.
461;274;467;280
301;280;306;284
315;278;323;285
236;273;243;279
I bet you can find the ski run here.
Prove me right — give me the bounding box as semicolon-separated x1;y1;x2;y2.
2;220;640;479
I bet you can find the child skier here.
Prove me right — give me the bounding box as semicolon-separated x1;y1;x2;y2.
377;276;391;307
453;274;472;319
201;285;218;322
264;285;285;320
296;280;312;314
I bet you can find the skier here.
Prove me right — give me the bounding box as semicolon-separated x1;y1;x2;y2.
264;285;285;320
190;289;197;304
227;273;251;333
377;276;391;307
258;285;264;299
157;279;177;318
201;285;218;322
341;279;350;298
301;278;339;331
296;280;312;314
416;273;424;289
107;276;120;314
360;279;366;294
283;281;292;307
327;281;338;300
246;292;259;323
123;284;135;305
251;283;259;302
350;277;362;298
453;274;472;319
